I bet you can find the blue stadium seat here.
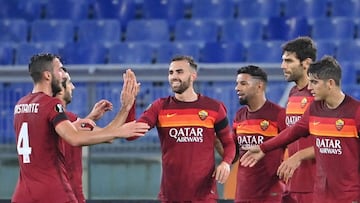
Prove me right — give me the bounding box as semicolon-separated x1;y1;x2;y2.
125;19;170;42
283;0;329;18
0;0;42;20
237;0;282;18
336;40;360;63
174;19;219;43
60;42;108;64
30;20;75;45
330;0;360;17
246;41;283;62
155;42;201;63
15;43;62;65
200;42;245;63
77;20;121;44
0;19;28;43
310;17;356;41
108;42;155;64
92;0;137;30
265;17;310;40
44;0;90;20
141;0;185;30
0;43;15;65
191;0;236;19
266;82;287;104
0;109;15;143
315;40;337;59
340;62;357;85
200;81;239;121
343;84;360;99
66;82;89;118
220;18;265;43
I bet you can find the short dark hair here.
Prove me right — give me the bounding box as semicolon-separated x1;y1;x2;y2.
28;53;61;83
171;55;198;71
282;36;317;62
237;65;268;84
308;55;342;86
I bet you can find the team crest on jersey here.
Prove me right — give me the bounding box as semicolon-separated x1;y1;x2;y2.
335;119;344;131
55;104;64;113
300;97;308;108
198;110;208;120
260;120;269;131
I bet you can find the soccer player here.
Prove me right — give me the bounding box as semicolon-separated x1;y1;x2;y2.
56;68;115;203
232;65;286;202
278;36;317;203
133;55;235;202
240;56;360;203
12;53;149;202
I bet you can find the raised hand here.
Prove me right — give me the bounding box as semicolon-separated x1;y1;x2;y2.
86;99;113;121
239;145;265;167
121;69;138;111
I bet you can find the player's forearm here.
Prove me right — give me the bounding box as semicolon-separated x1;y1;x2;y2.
261;125;307;153
292;146;315;161
218;133;236;164
105;106;131;129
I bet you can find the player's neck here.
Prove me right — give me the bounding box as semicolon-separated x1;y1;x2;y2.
295;77;308;90
325;90;345;109
247;95;266;112
175;89;198;102
32;82;53;96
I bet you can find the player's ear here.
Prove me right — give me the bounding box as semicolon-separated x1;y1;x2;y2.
302;58;312;69
43;70;51;80
191;71;197;81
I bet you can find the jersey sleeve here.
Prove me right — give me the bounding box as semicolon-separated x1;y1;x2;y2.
277;107;287;132
137;99;162;128
49;99;69;127
215;102;235;164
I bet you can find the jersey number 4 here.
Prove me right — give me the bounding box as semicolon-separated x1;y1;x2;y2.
17;122;32;164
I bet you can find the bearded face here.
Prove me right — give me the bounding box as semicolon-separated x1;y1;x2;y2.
51;73;63;96
170;76;191;94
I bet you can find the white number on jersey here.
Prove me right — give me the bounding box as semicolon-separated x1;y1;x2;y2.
17;122;32;163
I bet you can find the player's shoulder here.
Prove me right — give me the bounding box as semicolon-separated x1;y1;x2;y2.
198;94;224;105
266;100;284;111
17;92;61;105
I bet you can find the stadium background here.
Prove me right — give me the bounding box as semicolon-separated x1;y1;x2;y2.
1;0;360;201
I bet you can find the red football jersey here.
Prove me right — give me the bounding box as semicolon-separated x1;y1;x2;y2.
285;85;316;192
262;95;360;202
59;111;85;203
12;92;77;203
233;100;286;201
137;94;235;202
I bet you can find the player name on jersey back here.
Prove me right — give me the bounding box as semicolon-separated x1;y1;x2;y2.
14;103;39;114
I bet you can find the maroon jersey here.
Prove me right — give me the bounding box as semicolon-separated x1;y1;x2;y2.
12;92;76;203
285;85;316;192
137;94;235;202
233;100;286;202
261;95;360;202
59;112;85;203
